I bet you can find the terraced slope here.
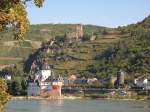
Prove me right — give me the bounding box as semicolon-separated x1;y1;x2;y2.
0;40;40;66
0;24;107;68
54;34;121;75
27;32;122;76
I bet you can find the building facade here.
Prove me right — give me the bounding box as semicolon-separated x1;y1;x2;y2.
134;78;150;90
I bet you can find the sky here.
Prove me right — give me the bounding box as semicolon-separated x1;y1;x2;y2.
27;0;150;28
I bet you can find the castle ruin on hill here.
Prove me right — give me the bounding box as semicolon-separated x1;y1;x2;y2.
65;24;84;43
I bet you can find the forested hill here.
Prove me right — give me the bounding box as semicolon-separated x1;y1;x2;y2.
94;16;150;80
120;15;150;32
23;16;150;79
136;15;150;28
95;30;150;79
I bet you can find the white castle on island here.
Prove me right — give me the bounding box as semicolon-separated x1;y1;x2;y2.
27;61;63;97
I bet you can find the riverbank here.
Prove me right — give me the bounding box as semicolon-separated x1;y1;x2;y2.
11;95;150;101
11;95;83;100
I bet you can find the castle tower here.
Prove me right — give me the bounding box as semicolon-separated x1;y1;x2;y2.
76;24;83;39
117;70;125;86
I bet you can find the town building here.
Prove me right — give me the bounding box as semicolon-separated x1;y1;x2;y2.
87;78;98;85
134;78;150;90
63;75;77;86
0;71;12;80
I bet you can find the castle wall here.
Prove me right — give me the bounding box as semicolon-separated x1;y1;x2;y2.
41;70;52;82
27;83;40;96
28;81;63;97
28;63;63;97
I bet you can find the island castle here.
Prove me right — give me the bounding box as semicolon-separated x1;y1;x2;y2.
27;59;63;97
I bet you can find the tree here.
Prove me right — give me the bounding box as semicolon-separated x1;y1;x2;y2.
87;65;97;74
101;29;108;35
82;33;91;41
0;0;44;40
0;79;10;110
21;79;27;95
11;80;21;96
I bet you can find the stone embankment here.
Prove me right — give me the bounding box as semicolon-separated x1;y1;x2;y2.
11;95;150;101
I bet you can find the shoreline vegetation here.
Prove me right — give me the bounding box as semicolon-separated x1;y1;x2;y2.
11;95;150;101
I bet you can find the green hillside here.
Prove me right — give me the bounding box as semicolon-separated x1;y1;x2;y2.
1;16;150;80
95;30;150;79
24;16;150;80
25;24;107;41
24;31;122;76
0;24;107;67
0;24;107;41
92;16;150;79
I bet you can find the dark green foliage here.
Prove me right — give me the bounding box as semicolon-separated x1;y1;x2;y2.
23;50;40;73
101;29;108;35
6;78;27;96
87;65;97;74
55;35;66;43
95;30;150;79
2;65;27;95
3;64;24;76
20;79;27;95
11;80;21;96
82;33;91;41
103;82;114;89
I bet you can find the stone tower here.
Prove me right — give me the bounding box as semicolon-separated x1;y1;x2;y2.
76;24;84;39
117;70;125;86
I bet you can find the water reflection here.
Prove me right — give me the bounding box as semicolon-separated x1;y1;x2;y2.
5;100;150;112
39;100;64;112
144;101;150;112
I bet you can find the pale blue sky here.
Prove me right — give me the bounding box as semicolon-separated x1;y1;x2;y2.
27;0;150;28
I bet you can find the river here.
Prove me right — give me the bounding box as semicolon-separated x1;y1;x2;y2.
5;99;150;112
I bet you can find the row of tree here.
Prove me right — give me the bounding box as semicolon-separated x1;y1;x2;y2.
7;79;27;96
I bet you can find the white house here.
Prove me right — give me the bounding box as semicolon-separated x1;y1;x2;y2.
134;78;150;90
87;78;98;85
0;72;12;80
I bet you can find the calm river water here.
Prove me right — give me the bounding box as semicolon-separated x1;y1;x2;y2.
5;99;150;112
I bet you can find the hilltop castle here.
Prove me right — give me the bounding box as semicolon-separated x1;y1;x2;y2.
66;24;84;43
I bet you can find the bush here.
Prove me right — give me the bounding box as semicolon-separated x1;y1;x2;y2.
82;34;91;41
0;79;10;109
